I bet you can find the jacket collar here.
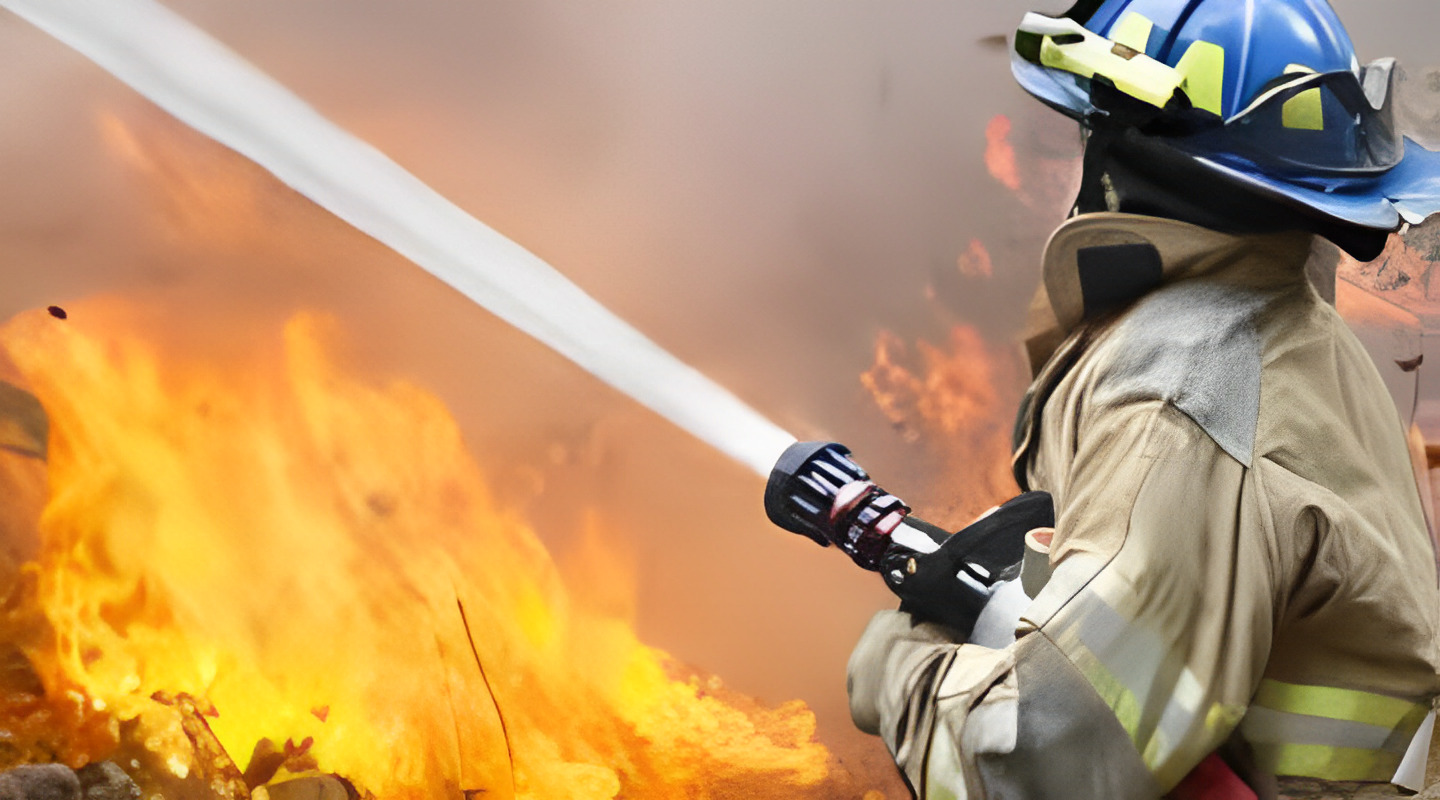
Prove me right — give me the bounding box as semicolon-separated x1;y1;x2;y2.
1023;213;1314;374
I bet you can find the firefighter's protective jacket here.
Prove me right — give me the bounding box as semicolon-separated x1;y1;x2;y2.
847;213;1440;799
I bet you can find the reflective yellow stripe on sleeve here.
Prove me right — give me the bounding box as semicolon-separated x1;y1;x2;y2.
1061;590;1432;785
1253;743;1402;782
1253;679;1426;729
1241;679;1432;781
1048;588;1245;790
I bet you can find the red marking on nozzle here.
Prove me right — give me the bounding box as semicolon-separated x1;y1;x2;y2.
829;480;874;522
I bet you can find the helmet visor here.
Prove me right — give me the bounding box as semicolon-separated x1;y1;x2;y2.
1176;60;1401;178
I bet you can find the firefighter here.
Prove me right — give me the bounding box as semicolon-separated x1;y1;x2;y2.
845;1;1440;797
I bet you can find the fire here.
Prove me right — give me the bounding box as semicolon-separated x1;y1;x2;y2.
956;239;994;280
861;326;1020;526
983;111;1083;217
984;115;1022;193
0;301;869;798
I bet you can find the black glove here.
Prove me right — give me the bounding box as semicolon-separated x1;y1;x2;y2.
880;491;1053;637
762;440;1054;637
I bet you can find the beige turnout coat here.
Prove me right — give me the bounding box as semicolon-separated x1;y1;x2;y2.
847;213;1440;799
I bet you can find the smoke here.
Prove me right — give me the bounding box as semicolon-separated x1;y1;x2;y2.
0;0;1435;782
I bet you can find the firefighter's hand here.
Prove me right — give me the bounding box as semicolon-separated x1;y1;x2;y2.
846;609;956;734
879;492;1052;637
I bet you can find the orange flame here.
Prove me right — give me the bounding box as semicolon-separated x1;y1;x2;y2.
983;111;1083;217
984;115;1021;193
861;326;1020;525
0;302;877;798
956;239;994;280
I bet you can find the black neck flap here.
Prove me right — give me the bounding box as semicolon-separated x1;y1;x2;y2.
1074;125;1390;261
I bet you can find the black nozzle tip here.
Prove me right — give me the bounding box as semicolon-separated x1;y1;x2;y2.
764;441;869;546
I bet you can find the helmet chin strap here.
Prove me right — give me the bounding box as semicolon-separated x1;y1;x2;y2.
1074;124;1392;262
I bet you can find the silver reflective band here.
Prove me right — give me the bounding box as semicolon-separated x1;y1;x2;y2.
891;521;941;554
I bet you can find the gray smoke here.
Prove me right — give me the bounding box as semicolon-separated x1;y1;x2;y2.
0;0;1433;778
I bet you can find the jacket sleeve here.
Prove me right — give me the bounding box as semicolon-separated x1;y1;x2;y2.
847;400;1274;799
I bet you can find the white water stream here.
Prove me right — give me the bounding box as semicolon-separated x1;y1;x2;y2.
0;0;797;477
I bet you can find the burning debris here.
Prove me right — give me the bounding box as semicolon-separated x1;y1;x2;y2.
0;303;887;799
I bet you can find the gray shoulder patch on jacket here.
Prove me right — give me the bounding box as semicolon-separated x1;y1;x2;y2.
1091;282;1266;467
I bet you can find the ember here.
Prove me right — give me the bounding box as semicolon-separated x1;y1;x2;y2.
0;303;880;799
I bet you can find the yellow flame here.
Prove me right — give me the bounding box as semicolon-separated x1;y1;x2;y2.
0;302;854;798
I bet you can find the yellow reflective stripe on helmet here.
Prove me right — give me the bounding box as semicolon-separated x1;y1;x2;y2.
1110;12;1154;53
1276;64;1324;130
1252;679;1427;730
1017;14;1227;117
1250;742;1403;782
1282;89;1324;130
1174;40;1225;116
1038;36;1183;109
1022;13;1183;110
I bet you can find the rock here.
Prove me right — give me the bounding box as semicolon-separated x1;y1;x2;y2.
0;764;81;800
75;762;140;800
265;775;349;800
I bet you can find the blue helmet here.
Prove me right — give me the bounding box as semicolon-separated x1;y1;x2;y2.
1012;0;1440;237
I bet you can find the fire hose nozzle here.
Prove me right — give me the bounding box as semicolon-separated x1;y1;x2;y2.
764;440;1056;638
764;441;910;570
